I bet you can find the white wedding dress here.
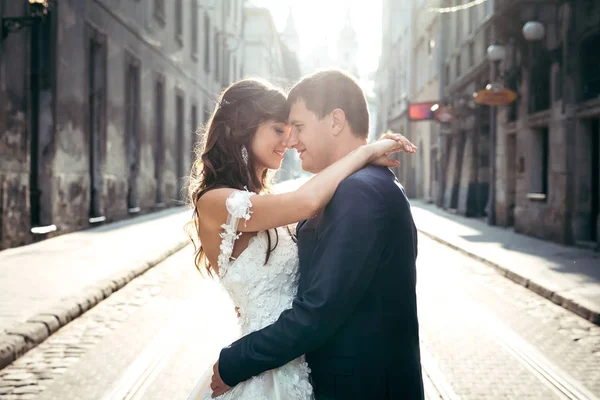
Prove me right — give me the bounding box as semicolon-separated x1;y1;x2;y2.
188;190;314;400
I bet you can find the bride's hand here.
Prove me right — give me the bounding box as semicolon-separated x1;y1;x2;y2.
378;131;417;153
365;136;416;167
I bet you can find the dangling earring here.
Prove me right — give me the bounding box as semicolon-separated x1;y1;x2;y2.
241;146;249;165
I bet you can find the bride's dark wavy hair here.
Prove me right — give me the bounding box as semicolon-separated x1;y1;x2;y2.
186;78;289;276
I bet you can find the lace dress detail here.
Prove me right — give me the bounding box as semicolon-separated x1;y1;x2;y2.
189;190;313;400
218;189;255;277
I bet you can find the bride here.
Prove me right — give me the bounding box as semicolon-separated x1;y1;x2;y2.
186;78;414;399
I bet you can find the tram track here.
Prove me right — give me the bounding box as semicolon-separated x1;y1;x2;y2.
470;301;599;400
101;291;599;399
420;297;600;400
102;293;205;400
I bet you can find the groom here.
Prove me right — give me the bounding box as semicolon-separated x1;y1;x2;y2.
210;69;424;399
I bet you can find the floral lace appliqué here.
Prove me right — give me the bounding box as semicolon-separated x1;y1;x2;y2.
217;189;255;278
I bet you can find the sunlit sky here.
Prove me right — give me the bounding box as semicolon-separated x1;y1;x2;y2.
249;0;383;80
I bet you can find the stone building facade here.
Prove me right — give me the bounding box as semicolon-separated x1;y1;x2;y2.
242;7;286;87
241;7;302;182
0;0;245;250
410;0;442;203
437;0;495;217
376;1;414;195
376;0;599;249
492;0;600;248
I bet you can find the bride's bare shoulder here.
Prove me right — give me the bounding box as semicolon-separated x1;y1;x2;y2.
196;188;237;207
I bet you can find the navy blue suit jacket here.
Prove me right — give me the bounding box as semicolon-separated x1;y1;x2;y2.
219;165;424;399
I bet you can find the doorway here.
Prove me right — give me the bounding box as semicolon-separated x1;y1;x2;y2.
506;133;517;226
575;117;600;246
30;10;57;233
88;28;107;224
125;56;140;213
154;76;165;207
591;118;599;243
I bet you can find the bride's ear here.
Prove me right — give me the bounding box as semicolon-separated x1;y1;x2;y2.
330;109;345;136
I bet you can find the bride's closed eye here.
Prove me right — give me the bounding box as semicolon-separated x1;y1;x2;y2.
274;125;287;135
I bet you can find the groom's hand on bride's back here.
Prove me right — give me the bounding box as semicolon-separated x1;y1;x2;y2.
210;361;231;398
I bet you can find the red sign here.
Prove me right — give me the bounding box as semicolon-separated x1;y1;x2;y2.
409;102;439;121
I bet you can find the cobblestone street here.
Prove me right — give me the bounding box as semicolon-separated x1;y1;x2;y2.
1;232;599;399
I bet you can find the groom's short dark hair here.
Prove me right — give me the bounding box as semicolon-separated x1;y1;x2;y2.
287;69;370;138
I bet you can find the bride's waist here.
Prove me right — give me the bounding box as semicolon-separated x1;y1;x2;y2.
237;308;288;331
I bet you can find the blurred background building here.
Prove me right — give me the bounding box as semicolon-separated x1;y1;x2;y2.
377;0;600;250
4;0;596;252
0;0;302;250
375;0;414;196
410;0;442;203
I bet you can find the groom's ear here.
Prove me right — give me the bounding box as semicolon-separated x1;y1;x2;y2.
330;108;345;136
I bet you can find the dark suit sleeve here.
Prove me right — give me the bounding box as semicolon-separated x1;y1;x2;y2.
218;177;389;386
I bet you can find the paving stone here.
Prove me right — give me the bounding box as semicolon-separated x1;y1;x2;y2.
26;315;60;335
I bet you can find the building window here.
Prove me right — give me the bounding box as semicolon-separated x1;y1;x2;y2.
468;2;476;34
506;71;519;122
529;53;551;113
483;27;490;58
175;0;183;46
154;76;165;205
191;0;198;58
154;0;165;25
125;54;141;212
87;27;107;220
223;50;230;87
580;33;600;101
203;106;211;126
428;38;437;81
529;126;549;200
389;69;396;106
468;41;475;67
176;92;185;199
232;56;237;81
233;0;238;24
191;104;198;167
214;32;220;82
204;13;211;74
224;0;230;18
484;0;492;18
455;0;462;45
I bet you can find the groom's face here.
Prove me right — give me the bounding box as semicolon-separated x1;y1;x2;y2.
287;99;334;173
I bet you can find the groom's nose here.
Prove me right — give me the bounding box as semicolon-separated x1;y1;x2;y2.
285;128;299;148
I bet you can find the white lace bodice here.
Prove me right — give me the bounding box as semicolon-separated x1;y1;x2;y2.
217;190;301;335
195;189;312;400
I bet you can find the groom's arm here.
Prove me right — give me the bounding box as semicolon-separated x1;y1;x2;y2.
218;176;389;386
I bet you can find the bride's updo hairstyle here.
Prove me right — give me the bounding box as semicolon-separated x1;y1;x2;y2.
187;79;289;275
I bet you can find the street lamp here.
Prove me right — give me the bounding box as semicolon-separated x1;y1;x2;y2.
485;43;506;225
1;0;50;41
522;21;545;42
487;44;507;64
